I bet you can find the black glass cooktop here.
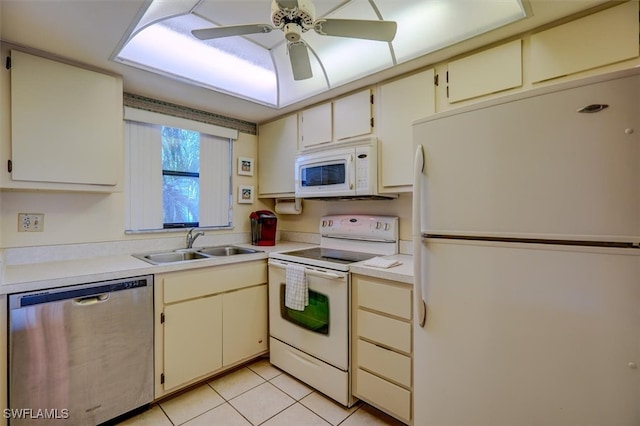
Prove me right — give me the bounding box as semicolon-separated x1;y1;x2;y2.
281;247;377;264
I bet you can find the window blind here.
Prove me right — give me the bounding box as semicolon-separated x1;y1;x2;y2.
125;109;233;231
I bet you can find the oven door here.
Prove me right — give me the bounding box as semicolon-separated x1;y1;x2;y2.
268;259;349;370
294;147;356;198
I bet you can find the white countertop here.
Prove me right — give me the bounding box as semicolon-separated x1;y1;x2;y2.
2;242;413;294
1;242;315;295
350;254;414;285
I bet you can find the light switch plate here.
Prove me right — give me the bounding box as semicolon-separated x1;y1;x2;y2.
18;213;44;232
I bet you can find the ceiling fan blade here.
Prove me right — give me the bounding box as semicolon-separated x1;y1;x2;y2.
288;42;312;81
314;19;397;42
192;24;273;40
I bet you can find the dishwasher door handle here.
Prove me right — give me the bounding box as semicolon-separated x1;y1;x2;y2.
74;293;110;305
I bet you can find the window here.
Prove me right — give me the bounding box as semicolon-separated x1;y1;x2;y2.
162;127;200;228
124;108;237;232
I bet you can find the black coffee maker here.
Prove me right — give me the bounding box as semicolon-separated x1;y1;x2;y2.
250;210;277;246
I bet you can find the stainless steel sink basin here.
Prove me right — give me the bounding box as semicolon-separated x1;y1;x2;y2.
198;246;260;256
137;251;210;264
133;245;261;265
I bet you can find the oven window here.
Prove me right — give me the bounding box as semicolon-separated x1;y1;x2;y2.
301;163;345;187
279;284;329;334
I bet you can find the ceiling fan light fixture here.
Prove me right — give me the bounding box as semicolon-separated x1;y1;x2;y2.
283;23;303;42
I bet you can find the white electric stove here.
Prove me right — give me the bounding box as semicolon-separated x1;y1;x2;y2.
268;215;398;407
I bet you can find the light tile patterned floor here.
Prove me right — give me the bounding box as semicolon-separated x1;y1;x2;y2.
118;358;405;426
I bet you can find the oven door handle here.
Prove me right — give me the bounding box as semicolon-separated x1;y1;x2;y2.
268;260;347;280
306;269;345;280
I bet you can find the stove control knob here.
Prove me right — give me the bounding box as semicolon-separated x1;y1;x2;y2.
328;220;333;227
321;220;327;227
375;222;382;229
384;223;390;230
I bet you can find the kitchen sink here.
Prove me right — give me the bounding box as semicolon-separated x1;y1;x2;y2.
133;246;262;264
137;251;210;264
198;246;260;256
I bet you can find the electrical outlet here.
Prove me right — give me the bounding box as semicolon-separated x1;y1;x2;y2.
18;213;44;232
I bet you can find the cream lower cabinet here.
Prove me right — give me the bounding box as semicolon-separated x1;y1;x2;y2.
155;261;268;398
352;274;413;425
164;294;223;390
222;285;268;365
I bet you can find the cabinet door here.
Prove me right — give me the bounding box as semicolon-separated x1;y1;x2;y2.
378;69;435;192
258;114;298;197
530;1;638;83
448;40;522;102
163;294;222;390
223;284;268;366
333;89;372;141
300;102;332;149
9;50;121;189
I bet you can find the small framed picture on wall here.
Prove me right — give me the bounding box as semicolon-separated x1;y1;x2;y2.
238;185;254;204
238;157;254;176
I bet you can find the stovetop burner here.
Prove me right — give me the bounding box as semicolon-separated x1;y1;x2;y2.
282;247;378;265
269;215;399;271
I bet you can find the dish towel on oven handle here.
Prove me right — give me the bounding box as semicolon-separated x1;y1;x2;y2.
285;264;308;311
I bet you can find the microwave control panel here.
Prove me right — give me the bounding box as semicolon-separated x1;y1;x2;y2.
355;145;375;193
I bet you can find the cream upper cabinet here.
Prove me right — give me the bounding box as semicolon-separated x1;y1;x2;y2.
377;69;435;193
333;89;372;141
447;40;522;103
530;1;638;83
258;113;298;197
154;261;268;398
299;102;332;149
299;89;373;150
7;50;122;192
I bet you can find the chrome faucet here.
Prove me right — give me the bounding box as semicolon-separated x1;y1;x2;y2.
186;228;204;248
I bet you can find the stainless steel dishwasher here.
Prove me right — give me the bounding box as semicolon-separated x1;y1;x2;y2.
8;275;154;425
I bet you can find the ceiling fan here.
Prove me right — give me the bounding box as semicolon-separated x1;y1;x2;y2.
192;0;397;81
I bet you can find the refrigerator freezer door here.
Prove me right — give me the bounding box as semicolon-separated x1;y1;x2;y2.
413;72;640;241
414;240;640;425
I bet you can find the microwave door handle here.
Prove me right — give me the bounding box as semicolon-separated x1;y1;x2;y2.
349;154;354;190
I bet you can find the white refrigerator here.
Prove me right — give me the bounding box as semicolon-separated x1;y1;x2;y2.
412;69;640;425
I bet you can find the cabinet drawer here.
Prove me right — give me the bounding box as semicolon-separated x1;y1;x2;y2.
357;277;411;319
357;309;411;353
163;261;267;303
355;368;411;423
357;339;411;387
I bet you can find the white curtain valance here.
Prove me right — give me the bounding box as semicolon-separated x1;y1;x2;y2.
124;106;238;140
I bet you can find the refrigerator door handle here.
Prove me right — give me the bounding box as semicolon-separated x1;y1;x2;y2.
413;145;427;328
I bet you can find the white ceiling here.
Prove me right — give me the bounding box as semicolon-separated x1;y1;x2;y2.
0;0;609;124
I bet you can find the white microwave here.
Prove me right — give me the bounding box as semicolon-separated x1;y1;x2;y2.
294;139;395;199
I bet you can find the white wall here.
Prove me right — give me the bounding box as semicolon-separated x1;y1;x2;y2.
277;194;412;243
0;132;273;249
